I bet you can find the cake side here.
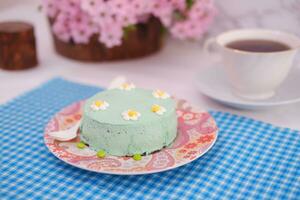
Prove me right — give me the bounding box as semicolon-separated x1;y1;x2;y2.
80;109;177;156
80;87;178;156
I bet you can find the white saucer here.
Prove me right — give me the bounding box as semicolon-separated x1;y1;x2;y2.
195;63;300;110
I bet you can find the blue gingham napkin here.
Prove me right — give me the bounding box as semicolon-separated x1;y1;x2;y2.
1;78;299;200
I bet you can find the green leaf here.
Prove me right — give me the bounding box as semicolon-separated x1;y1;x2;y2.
186;0;195;9
123;25;137;39
160;26;167;35
173;11;185;20
124;24;136;32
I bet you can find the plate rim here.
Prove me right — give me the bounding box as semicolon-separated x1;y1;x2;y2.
44;133;218;175
44;100;218;175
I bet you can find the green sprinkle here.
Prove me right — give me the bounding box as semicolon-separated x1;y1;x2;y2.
76;142;86;149
133;154;142;161
97;150;106;158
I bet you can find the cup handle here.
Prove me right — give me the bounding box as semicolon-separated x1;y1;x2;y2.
203;37;221;61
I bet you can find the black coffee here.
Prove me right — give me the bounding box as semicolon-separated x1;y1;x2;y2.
226;39;291;52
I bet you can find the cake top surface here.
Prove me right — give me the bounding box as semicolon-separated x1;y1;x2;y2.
84;87;176;125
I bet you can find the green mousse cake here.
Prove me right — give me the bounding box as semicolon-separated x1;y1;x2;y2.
80;84;178;156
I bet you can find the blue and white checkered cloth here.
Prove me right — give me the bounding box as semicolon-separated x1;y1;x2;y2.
1;78;299;200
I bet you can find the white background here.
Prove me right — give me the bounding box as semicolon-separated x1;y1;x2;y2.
0;0;299;129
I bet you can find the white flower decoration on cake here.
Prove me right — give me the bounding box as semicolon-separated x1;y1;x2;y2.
151;104;166;115
119;83;136;91
152;89;170;99
122;109;141;121
90;100;109;111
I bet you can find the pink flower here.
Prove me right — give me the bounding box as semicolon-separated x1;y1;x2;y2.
52;14;71;42
170;0;186;11
81;0;104;15
107;0;138;26
170;21;189;40
137;14;150;23
130;0;148;15
59;0;81;17
68;10;98;44
90;4;115;27
186;20;205;39
69;11;97;30
42;0;59;18
98;25;123;48
170;0;217;40
107;0;128;16
115;12;137;27
171;20;205;40
188;0;217;21
150;0;173;26
44;0;217;47
69;16;95;43
70;25;92;44
156;7;173;27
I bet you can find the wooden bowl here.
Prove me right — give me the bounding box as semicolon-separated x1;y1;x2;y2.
50;17;164;62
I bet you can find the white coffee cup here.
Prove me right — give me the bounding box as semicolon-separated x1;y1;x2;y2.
204;29;300;100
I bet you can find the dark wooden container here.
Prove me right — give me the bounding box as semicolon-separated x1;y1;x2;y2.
50;17;164;62
0;21;38;70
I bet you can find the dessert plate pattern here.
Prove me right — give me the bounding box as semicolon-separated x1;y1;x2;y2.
44;99;218;175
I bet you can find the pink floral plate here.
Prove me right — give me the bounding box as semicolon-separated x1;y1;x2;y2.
44;99;218;175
